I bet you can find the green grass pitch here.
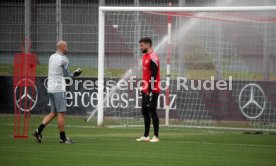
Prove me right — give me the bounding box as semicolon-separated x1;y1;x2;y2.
0;115;276;166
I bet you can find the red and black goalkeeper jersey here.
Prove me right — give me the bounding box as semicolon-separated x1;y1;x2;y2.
142;51;161;94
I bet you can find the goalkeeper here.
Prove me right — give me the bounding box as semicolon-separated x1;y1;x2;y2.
33;40;82;144
136;37;160;143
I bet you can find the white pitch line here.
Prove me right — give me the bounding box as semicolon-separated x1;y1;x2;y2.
159;140;276;149
1;123;97;129
1;123;275;133
3;123;276;148
57;137;276;149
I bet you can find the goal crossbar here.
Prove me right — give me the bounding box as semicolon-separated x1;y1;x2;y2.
99;6;276;12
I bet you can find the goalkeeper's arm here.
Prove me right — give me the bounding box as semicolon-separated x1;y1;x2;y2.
62;58;82;78
140;60;158;96
143;59;158;108
149;59;158;93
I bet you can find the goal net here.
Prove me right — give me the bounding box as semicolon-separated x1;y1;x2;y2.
91;6;276;131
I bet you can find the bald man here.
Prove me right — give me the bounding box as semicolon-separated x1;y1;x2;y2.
33;41;82;144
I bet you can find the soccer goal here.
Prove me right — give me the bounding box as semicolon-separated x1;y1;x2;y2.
90;6;276;131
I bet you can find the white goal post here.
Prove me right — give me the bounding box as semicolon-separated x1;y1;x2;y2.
97;6;276;127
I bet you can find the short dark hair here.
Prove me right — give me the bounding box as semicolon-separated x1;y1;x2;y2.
139;37;152;46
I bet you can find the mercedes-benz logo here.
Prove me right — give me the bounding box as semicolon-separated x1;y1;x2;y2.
14;78;38;112
238;83;266;119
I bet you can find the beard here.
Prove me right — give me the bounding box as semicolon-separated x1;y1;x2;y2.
141;49;147;54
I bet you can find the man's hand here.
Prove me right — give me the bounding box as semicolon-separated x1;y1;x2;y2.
139;87;143;96
144;92;152;109
73;68;82;77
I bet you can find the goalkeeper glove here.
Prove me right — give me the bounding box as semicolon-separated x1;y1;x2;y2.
144;92;152;109
73;68;82;77
139;87;143;96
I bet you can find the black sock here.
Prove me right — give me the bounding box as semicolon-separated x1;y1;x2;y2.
60;131;66;140
37;124;45;134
